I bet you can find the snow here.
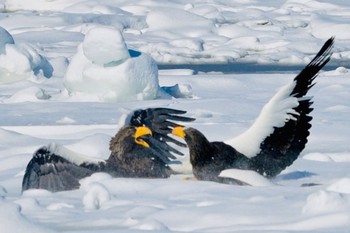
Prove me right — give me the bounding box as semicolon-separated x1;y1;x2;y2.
82;27;130;66
219;169;274;187
63;26;161;102
82;182;111;210
0;27;53;82
43;143;105;166
0;201;57;233
0;0;350;232
0;26;14;54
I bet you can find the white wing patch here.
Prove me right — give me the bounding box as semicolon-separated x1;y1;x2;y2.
224;79;300;158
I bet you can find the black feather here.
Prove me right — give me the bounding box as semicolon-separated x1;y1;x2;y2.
127;107;195;159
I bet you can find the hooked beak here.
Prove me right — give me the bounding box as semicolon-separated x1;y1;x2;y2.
171;126;186;139
134;126;152;148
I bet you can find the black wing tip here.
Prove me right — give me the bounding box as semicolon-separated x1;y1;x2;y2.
22;146;52;192
128;107;195;127
308;37;334;68
153;108;196;121
28;145;55;165
292;37;334;97
22;145;98;193
153;107;188;114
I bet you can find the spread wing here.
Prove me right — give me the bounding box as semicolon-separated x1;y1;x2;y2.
225;37;334;177
123;108;195;157
22;144;105;192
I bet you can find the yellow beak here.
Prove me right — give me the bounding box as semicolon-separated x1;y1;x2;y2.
134;126;152;148
171;126;186;139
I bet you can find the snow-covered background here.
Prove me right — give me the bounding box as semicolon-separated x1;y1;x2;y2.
1;0;350;232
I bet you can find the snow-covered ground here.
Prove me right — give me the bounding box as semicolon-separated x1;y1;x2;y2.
1;0;350;232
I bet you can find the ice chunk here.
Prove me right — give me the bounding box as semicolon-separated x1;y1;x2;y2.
64;26;160;102
0;27;53;81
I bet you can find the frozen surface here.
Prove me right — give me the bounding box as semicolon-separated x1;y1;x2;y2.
0;0;350;232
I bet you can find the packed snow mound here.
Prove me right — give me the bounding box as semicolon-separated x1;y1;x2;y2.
327;178;350;194
0;27;53;83
4;87;51;103
303;152;350;162
82;182;111;210
160;84;193;99
64;27;160;102
302;190;350;215
82;27;130;66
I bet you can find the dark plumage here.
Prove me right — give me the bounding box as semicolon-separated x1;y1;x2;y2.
105;126;173;178
172;37;334;184
22;108;195;192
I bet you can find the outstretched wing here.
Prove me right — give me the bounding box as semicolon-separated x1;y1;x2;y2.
123;108;195;156
22;144;105;192
225;37;334;176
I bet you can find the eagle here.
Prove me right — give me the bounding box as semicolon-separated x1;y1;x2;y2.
22;108;195;192
172;37;334;184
